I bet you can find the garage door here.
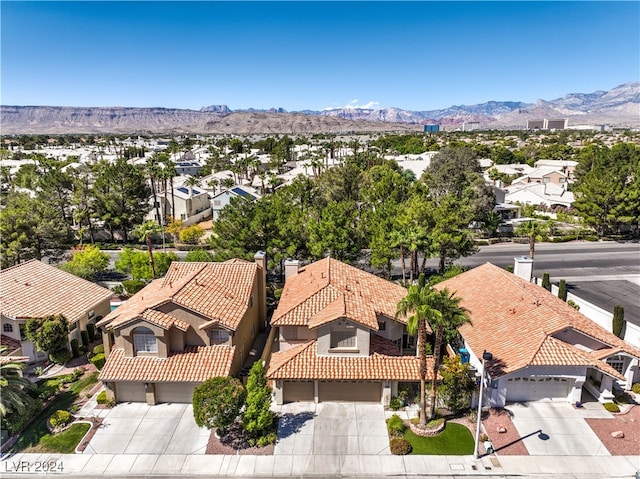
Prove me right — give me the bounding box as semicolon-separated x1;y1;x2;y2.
115;382;145;403
318;381;381;402
506;377;572;402
283;381;314;402
156;382;197;403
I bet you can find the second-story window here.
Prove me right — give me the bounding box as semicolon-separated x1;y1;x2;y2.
3;323;13;333
133;327;157;353
211;329;229;343
330;330;357;349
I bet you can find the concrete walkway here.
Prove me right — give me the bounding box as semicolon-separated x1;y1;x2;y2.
2;451;638;477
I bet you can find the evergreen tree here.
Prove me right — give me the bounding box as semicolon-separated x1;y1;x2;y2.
612;305;625;339
242;362;276;446
541;273;551;291
558;279;567;301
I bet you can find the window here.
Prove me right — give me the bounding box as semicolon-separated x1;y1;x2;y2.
213;200;221;206
88;309;95;320
3;323;13;333
211;329;229;343
19;325;27;341
330;330;356;349
607;356;625;375
378;320;386;331
133;327;157;353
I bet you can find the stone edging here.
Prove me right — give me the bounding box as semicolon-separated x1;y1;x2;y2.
74;420;96;454
408;419;445;437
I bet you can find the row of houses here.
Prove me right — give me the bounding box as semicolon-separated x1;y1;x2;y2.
2;255;639;409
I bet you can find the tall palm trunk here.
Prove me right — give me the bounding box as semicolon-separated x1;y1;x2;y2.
418;320;428;427
170;177;176;220
400;245;406;285
529;235;535;259
146;235;156;278
429;325;444;420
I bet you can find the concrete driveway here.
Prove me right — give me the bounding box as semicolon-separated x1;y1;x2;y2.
506;401;611;456
84;402;210;455
274;402;390;458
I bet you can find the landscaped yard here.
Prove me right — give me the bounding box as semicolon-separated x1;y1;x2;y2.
404;422;475;455
11;371;98;453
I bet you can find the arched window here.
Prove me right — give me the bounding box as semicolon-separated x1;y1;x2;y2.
133;327;157;353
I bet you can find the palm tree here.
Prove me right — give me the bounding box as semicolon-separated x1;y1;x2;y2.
146;153;162;223
396;276;442;427
161;156;177;221
0;346;36;417
184;175;201;198
515;220;548;259
134;221;163;278
221;177;235;190
429;288;471;420
390;230;408;285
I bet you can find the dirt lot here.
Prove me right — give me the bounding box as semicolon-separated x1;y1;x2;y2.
585;405;640;456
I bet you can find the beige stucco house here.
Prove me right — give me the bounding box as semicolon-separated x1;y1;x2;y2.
436;263;640;407
97;253;267;405
0;259;112;362
266;258;431;406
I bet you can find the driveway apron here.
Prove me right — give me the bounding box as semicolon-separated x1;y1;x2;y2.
506;401;611;456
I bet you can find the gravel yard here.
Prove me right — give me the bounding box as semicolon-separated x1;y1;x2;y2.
585;405;640;456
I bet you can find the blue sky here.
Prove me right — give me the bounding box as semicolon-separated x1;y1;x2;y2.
1;1;638;111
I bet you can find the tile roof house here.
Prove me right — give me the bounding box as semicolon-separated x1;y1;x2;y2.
266;258;432;405
97;253;267;405
0;260;112;362
436;263;640;407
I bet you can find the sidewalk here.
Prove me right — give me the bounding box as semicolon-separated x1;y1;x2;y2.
2;452;638;477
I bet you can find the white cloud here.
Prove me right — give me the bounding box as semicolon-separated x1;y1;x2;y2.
323;99;381;111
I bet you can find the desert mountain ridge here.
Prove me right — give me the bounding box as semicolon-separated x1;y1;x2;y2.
2;82;638;134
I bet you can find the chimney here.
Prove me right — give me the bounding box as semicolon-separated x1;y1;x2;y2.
254;251;267;331
284;259;300;281
513;256;533;282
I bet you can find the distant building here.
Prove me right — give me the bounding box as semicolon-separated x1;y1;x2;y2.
527;119;567;130
423;124;439;133
175;161;202;176
211;186;261;220
463;121;481;131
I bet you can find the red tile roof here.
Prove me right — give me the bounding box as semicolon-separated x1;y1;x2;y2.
272;258;408;330
99;345;235;382
0;259;112;323
0;334;22;353
436;263;640;379
98;260;257;331
266;334;431;381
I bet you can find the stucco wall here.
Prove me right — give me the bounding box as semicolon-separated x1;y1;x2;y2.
316;319;370;356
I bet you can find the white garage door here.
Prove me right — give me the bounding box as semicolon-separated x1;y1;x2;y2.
318;381;381;402
156;382;197;403
506;377;572;402
115;382;145;403
283;381;314;403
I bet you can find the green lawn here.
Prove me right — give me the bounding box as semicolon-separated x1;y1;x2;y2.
12;371;98;453
404;422;475;455
37;423;91;453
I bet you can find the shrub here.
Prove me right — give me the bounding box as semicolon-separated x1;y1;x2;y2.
1;398;42;435
390;437;412;455
93;344;105;355
603;402;620;413
49;410;72;428
242;362;276;445
615;391;631;404
193;376;246;431
184;249;214;262
90;353;105;370
506;265;514;273
179;225;205;244
122;279;145;295
87;323;96;342
111;284;125;296
558;279;567;301
96;391;108;404
49;348;71;365
81;330;90;348
541;272;551;291
70;338;80;358
71;368;83;381
257;432;277;447
567;300;580;311
612;305;624;339
389;396;403;411
631;383;640;394
386;414;406;436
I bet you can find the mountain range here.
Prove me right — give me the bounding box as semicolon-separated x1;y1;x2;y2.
2;82;638;135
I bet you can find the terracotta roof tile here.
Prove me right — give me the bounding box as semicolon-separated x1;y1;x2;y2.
266;335;431;381
436;263;640;378
0;334;22;353
141;310;190;331
0;259;112;322
272;258;407;330
98;261;257;331
99;346;235;382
